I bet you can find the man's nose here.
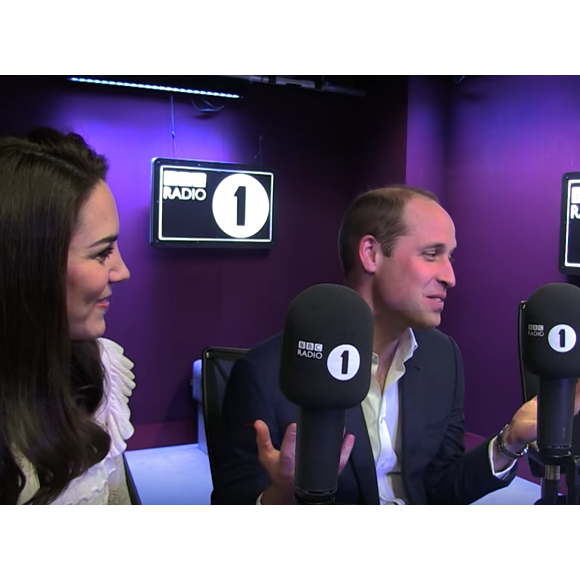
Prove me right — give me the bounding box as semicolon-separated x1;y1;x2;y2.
439;257;455;288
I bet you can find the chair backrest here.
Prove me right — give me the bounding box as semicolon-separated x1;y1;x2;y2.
201;346;248;483
517;300;580;474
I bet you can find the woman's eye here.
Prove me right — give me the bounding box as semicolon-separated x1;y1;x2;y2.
96;246;114;261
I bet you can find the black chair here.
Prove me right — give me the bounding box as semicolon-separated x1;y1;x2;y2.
517;300;580;477
200;347;248;484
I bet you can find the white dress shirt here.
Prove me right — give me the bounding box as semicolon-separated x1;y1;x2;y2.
361;328;416;504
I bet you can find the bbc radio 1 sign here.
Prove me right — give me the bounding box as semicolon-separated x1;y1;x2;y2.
560;172;580;274
150;157;275;249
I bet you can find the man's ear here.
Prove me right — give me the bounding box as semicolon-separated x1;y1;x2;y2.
358;235;381;274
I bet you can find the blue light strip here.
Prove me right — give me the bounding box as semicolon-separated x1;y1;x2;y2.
68;77;241;99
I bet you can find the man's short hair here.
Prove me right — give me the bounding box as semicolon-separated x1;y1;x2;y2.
338;185;440;276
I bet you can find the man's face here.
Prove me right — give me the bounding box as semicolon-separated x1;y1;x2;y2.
373;196;457;331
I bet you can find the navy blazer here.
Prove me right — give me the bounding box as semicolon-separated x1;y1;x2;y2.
211;329;515;504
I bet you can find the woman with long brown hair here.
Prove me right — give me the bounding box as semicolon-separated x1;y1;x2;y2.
0;127;135;504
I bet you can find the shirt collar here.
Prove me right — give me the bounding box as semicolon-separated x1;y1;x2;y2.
371;328;418;368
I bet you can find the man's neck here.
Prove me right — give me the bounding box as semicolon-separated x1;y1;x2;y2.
373;324;408;393
373;309;408;353
348;280;410;390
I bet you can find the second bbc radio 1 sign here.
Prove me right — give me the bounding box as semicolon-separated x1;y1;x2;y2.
560;172;580;274
150;157;275;249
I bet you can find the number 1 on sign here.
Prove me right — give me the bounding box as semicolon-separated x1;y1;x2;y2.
235;186;246;226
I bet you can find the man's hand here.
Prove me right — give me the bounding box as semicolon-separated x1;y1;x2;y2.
254;419;355;504
506;378;580;451
492;379;580;472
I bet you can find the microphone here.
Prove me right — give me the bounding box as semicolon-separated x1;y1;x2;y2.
279;283;373;504
521;283;580;466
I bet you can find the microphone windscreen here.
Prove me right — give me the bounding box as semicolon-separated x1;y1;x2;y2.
279;283;373;409
522;283;580;378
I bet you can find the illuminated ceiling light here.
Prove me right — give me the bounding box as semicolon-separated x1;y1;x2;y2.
67;77;241;99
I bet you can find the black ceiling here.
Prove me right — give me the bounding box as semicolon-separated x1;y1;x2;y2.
205;75;474;97
249;75;473;90
219;75;466;95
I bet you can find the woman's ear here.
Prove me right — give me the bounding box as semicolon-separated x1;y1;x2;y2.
358;235;380;274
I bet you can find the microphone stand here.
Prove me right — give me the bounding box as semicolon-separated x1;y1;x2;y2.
533;449;580;504
535;462;563;505
533;376;578;504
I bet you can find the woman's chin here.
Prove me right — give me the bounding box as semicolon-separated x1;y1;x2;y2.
69;320;106;341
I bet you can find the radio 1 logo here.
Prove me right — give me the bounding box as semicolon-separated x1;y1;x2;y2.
569;182;580;221
159;163;274;240
163;170;208;202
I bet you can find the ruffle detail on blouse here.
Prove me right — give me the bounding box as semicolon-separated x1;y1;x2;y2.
49;338;136;505
95;337;136;457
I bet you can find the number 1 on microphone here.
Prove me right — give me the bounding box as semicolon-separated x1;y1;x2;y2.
340;350;349;375
327;344;361;381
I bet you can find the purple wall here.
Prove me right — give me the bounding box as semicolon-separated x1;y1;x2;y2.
405;75;448;206
352;76;408;196
442;75;580;436
2;76;405;449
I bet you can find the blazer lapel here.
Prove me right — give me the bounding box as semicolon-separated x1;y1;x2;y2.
346;405;379;504
400;357;428;448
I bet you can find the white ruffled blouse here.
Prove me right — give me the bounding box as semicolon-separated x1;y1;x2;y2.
16;338;136;505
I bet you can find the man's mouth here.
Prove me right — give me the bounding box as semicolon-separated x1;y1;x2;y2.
427;295;446;302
